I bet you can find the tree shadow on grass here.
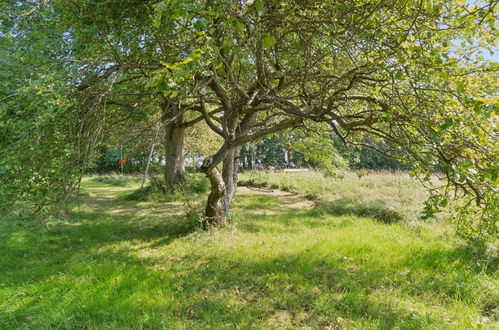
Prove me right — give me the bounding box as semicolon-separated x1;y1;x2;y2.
0;205;199;288
171;253;451;328
4;240;491;328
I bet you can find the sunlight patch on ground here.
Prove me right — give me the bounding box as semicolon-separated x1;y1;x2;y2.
237;187;315;213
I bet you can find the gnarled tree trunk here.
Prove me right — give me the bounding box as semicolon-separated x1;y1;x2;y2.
201;147;240;229
222;147;240;216
203;165;226;229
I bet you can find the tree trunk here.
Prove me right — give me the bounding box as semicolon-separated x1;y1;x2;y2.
222;147;240;216
201;147;240;229
163;114;186;186
203;166;226;229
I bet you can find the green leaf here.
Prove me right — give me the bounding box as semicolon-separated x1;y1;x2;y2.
263;35;276;48
254;0;263;14
440;71;449;80
440;117;454;129
487;18;495;28
456;80;465;93
153;13;162;28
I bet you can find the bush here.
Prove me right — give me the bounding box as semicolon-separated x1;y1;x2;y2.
125;173;209;202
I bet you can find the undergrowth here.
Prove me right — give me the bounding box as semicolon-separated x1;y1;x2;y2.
88;174;142;186
125;173;209;202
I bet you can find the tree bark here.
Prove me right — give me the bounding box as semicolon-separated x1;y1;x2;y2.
201;147;240;229
161;100;186;186
222;147;240;216
163;119;186;185
202;164;226;229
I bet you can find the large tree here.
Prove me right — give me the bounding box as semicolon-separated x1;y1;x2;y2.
149;0;497;237
1;0;497;241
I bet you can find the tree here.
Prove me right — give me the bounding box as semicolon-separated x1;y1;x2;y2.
61;0;211;185
0;1;89;212
1;0;497;242
150;0;497;238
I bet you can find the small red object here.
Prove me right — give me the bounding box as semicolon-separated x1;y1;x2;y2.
118;160;126;164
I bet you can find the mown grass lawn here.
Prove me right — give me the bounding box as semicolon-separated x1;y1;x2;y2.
1;173;497;329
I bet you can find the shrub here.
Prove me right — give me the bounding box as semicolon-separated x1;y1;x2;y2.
125;173;209;202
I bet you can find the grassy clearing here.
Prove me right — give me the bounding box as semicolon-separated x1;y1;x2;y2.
239;170;437;223
1;173;497;329
87;174;144;187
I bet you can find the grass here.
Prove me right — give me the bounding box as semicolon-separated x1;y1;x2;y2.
87;174;143;187
1;172;497;329
239;170;438;223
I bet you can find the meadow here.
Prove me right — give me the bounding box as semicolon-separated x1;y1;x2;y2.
0;171;497;329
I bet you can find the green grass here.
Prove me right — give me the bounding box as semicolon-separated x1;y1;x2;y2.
239;170;439;223
125;173;209;202
87;174;143;187
1;173;497;329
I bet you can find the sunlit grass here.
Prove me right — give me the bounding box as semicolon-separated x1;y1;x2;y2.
0;173;497;328
87;174;143;187
239;170;439;223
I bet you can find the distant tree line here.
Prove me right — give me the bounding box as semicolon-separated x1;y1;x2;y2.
92;131;409;174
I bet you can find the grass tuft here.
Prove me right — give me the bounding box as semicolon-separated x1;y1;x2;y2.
312;198;404;223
